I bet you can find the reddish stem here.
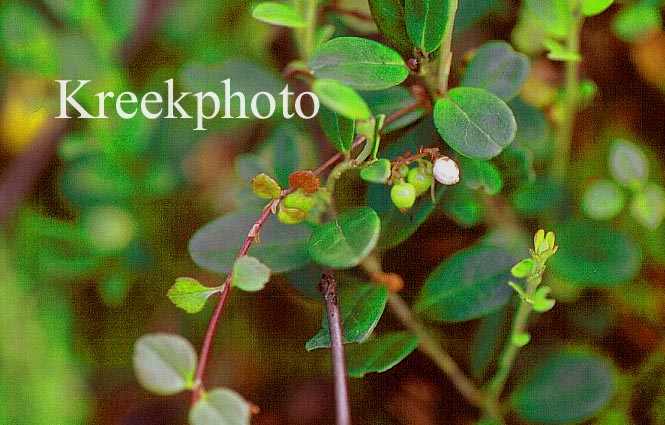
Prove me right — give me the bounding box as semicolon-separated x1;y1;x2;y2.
190;98;425;404
191;202;275;403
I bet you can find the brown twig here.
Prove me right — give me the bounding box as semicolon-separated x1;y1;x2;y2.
319;270;351;425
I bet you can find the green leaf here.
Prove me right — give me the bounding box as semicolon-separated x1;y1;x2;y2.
511;258;534;278
443;184;485;227
189;212;311;274
368;0;412;56
630;182;665;230
455;0;503;32
252;2;307;28
308;207;381;269
190;388;251;425
581;179;625;220
362;87;427;132
306;283;389;350
312;79;371;120
167;277;220;314
471;310;508;380
608;139;649;190
360;159;392;184
318;106;355;153
581;0;614;17
434;87;516;160
346;332;419;378
261;122;319;188
133;333;197;395
231;256;271;292
415;245;516;322
405;0;450;53
524;0;572;39
612;3;662;42
512;177;566;217
549;220;642;286
250;173;282;199
532;286;556;312
458;157;503;195
543;38;582;62
460;41;530;101
511;352;616;424
309;37;409;91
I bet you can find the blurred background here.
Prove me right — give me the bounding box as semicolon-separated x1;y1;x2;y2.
1;0;665;424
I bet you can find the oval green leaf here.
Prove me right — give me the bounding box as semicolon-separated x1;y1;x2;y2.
309;37;409;91
415;245;516;322
549;220;642;286
581;0;614;17
612;3;662;42
167;277;221;314
308;207;381;269
608;138;648;189
460;41;530;101
306;283;389;350
346;331;419;378
189;211;311;274
581;179;625;220
631;183;665;230
312;79;371;120
405;0;450;53
434;87;517;160
368;0;412;56
133;333;197;395
231;256;271;292
252;2;307;28
190;388;251;425
318;106;355;153
511;352;616;424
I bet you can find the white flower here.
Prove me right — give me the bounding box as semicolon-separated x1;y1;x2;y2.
433;157;460;185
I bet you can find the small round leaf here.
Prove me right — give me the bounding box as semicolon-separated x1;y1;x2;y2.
190;388;251;425
630;182;665;230
608;139;648;189
460;41;530;101
581;179;625;220
434;87;516;160
167;277;220;314
308;207;381;269
231;256;271;292
133;333;197;395
511;352;616;424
